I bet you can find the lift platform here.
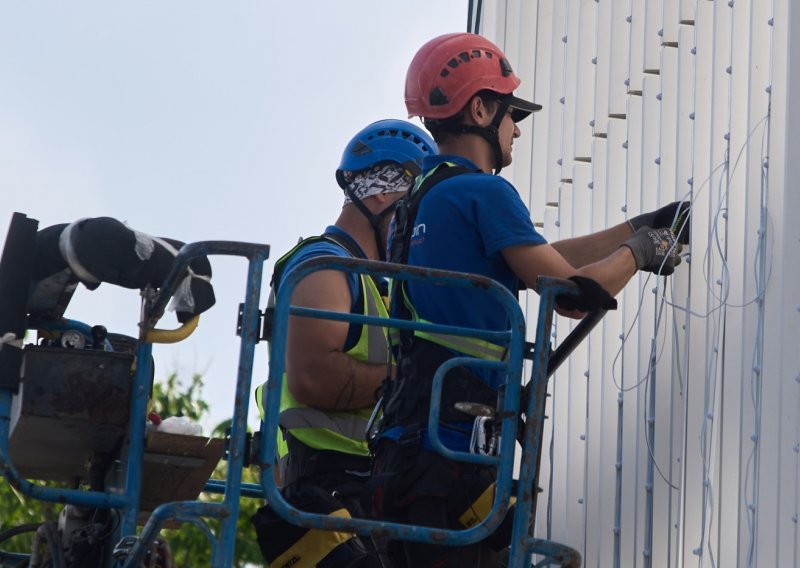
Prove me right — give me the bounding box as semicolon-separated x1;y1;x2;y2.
0;211;605;567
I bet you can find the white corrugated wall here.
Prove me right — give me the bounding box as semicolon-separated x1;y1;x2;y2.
476;1;799;566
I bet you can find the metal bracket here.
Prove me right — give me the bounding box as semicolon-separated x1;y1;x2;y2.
236;303;271;343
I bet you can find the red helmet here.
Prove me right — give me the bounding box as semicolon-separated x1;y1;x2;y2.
405;33;541;121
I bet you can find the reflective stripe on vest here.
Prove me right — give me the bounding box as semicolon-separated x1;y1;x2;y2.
257;268;390;459
390;284;508;362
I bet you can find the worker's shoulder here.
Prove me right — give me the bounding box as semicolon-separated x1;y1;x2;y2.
274;236;352;287
429;168;520;197
284;238;351;267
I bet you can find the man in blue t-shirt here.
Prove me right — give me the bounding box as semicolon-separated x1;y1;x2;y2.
251;119;437;568
369;33;687;568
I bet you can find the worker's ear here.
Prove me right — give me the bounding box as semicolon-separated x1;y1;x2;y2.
465;95;494;127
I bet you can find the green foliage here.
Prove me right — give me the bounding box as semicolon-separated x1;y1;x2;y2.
0;483;60;555
150;372;209;423
163;465;263;568
148;373;263;568
0;373;264;567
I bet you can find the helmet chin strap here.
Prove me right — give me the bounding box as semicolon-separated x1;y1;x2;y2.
434;96;512;175
345;189;398;261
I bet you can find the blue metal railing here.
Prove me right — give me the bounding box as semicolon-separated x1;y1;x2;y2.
259;255;526;545
121;240;270;568
0;240;270;568
0;242;600;567
258;255;592;566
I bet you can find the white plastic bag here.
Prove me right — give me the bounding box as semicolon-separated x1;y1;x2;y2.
157;416;202;436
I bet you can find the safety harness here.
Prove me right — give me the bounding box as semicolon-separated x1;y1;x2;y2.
378;162;507;447
343;188;398;262
365;163;528;554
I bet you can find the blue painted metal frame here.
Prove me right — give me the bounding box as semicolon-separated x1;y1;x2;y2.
509;277;584;567
27;316;113;350
259;255;590;567
0;239;597;567
0;240;270;568
259;255;526;545
121;240;270;568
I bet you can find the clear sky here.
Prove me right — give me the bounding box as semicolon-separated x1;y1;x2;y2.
0;1;468;431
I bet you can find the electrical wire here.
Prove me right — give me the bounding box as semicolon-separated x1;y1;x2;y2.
743;110;771;568
607;104;771;567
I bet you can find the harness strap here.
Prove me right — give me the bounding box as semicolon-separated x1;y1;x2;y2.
389;162;508;360
344;187;398;262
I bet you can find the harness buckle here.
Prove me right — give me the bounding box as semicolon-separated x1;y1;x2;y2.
365;396;384;445
469;416;500;456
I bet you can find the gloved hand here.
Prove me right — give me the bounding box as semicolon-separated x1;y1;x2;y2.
621;227;683;275
628;201;691;244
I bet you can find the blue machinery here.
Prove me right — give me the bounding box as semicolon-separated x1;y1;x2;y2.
1;241;605;567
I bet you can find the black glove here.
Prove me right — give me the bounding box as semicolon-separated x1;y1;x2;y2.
621;227;683;276
556;276;618;312
628;201;691;244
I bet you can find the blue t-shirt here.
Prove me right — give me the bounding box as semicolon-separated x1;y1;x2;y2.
404;155;547;336
278;226;364;350
387;155;547;451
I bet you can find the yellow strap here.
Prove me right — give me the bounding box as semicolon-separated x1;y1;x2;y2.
270;508;355;568
459;483;517;529
414;330;507;362
396;283;507;362
146;315;199;344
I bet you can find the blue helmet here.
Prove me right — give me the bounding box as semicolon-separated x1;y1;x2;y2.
335;119;437;189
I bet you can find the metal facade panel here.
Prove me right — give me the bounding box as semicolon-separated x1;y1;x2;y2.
729;0;776;565
609;0;632;118
653;47;681;568
585;136;608;567
643;0;664;74
560;0;581;172
533;2;557;224
769;3;800;565
621;92;645;565
545;1;568;205
573;0;597;160
480;0;796;565
662;0;680;45
593;0;612;136
628;0;647;94
602;117;630;567
678;5;724;565
499;2;538;208
678;0;696;26
567;163;593;551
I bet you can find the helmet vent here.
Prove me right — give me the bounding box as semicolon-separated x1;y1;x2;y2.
428;87;449;106
458;51;470;62
351;141;372;156
500;58;513;77
471;50;482;59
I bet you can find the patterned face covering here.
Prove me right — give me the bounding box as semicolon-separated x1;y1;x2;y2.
341;163;414;205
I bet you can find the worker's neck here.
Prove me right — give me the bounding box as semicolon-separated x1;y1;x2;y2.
333;206;380;260
438;135;493;174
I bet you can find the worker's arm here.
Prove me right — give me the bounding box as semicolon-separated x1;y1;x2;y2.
552;201;691;269
503;242;637;302
504;227;681;318
549;222;633;268
285;269;388;410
